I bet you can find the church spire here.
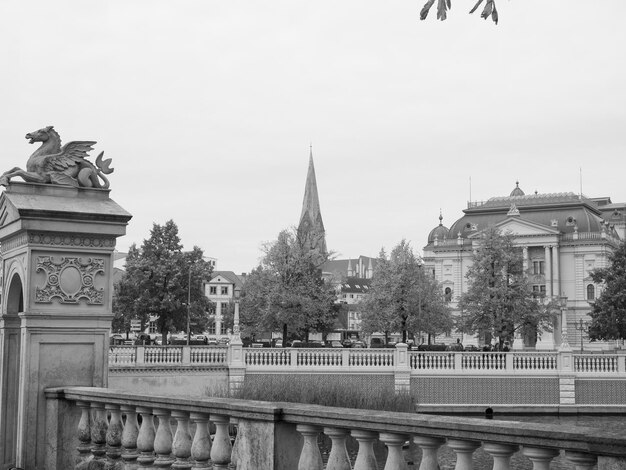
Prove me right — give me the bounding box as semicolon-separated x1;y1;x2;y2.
297;147;327;260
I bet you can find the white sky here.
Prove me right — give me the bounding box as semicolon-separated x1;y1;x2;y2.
2;1;625;274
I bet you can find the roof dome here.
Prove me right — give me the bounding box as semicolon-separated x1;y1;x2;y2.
428;213;450;243
510;181;525;197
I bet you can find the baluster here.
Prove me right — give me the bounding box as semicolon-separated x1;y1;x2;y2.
91;402;108;465
190;412;212;468
521;447;559;470
482;443;518;470
446;439;480;470
230;417;240;470
413;436;445;470
136;406;157;469
351;430;378;470
105;403;124;470
296;424;323;470
154;408;174;468
378;432;409;470
324;427;351;470
565;451;597;470
75;401;92;468
211;414;232;469
171;410;192;469
120;404;140;467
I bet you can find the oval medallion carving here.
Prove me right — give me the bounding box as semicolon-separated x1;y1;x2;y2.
59;266;82;296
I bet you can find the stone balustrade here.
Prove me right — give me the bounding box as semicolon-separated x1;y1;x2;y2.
109;345;228;367
109;346;626;375
45;386;626;470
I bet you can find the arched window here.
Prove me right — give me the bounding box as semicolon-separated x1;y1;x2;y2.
586;284;595;301
444;287;452;302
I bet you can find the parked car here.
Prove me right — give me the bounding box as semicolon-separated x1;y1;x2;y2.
327;340;344;348
109;334;125;346
350;341;367;348
369;338;385;348
463;344;480;352
272;339;283;348
218;337;231;345
446;342;464;351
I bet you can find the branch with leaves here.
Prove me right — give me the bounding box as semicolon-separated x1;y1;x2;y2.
420;0;498;24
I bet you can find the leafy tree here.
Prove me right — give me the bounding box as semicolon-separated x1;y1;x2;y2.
239;229;337;343
360;241;452;343
112;220;214;344
588;241;626;341
457;227;556;347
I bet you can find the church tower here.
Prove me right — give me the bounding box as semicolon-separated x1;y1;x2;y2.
297;147;327;262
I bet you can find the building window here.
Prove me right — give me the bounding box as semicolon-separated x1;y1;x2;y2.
532;285;547;298
220;324;228;335
533;261;545;275
207;321;216;335
221;286;229;295
221;302;228;313
209;286;217;295
587;284;595;301
444;287;452;302
149;321;157;334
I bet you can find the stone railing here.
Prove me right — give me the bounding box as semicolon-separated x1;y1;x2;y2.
244;348;395;369
575;354;620;373
110;345;626;375
45;386;626;470
409;351;561;372
109;345;228;367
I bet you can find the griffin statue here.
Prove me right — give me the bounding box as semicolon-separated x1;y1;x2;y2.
0;126;113;188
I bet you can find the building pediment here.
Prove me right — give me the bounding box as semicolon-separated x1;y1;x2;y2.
469;217;559;239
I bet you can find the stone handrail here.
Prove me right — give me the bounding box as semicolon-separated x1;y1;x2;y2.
45;386;626;470
108;345;228;368
110;346;626;375
575;354;620;373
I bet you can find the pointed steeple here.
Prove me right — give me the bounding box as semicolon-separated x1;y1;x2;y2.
297;147;327;260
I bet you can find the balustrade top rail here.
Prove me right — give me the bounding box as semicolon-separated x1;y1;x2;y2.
109;345;626;375
48;386;626;460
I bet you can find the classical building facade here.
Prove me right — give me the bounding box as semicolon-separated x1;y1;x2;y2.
204;270;245;337
423;182;623;350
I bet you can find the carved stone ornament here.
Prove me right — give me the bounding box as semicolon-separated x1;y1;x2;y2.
28;232;116;249
0;126;113;188
36;256;105;305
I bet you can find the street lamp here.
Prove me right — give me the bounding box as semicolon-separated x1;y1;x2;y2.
558;295;571;351
575;319;588;353
232;286;242;345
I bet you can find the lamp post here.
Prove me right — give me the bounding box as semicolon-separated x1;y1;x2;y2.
575;318;588;353
232;286;242;345
558;295;571;351
186;267;191;346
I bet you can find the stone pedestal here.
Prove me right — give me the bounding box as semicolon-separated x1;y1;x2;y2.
0;182;131;469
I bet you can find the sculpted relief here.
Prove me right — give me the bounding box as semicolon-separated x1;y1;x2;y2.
35;256;106;305
0;126;113;188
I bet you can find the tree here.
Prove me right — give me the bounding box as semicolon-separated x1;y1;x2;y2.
457;227;556;347
112;220;214;344
239;229;337;343
360;241;452;343
420;0;500;24
588;241;626;341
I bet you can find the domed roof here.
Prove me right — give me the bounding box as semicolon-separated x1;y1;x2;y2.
510;181;525;197
428;213;450;243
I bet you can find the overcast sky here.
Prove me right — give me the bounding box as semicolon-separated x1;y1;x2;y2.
2;1;625;274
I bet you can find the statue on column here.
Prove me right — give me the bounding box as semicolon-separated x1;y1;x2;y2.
0;126;113;188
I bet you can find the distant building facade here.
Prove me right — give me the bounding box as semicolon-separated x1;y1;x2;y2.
423;182;623;350
204;270;245;337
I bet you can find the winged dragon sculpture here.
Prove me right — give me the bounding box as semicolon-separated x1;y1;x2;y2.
0;126;113;188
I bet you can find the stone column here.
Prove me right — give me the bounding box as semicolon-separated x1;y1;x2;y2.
544;245;553;298
553;245;560;297
522;246;529;273
0;182;131;469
